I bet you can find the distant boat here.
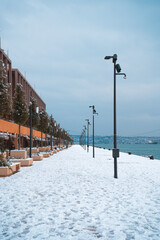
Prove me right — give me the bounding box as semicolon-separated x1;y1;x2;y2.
148;140;158;144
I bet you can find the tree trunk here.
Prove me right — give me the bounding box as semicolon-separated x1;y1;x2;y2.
32;128;33;147
18;124;21;150
41;132;42;147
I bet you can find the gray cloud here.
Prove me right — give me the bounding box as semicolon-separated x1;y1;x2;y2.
0;0;160;136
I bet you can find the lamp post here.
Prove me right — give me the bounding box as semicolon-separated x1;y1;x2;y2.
50;114;53;151
54;121;56;147
58;127;61;148
83;125;87;150
85;119;91;152
50;126;53;151
36;106;39;147
104;54;126;178
89;105;98;158
29;91;32;158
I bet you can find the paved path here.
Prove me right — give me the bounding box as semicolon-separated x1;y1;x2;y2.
0;146;160;240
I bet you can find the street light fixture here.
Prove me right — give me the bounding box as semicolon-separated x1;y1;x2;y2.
89;105;98;158
104;54;126;179
115;64;121;73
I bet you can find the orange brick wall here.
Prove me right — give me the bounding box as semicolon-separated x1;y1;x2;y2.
0;119;45;138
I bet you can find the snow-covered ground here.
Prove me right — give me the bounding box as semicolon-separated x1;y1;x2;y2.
0;145;160;240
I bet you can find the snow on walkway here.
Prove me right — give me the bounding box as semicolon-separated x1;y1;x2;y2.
0;145;160;240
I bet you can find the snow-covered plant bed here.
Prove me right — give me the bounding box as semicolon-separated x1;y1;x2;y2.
12;158;33;167
41;150;56;157
10;149;33;167
49;150;57;155
39;150;50;154
57;148;64;152
39;147;52;153
0;154;21;177
32;155;43;161
45;146;51;151
30;152;43;161
39;147;49;152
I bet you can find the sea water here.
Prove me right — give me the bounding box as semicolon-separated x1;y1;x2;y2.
94;143;160;160
72;135;160;160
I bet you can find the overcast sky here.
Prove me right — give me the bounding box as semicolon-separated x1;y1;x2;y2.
0;0;160;136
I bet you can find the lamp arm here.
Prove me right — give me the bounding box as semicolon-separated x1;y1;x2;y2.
116;73;126;77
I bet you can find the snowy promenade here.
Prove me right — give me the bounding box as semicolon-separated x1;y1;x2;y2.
0;145;160;240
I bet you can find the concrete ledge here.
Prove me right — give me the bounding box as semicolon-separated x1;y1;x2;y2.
32;155;43;161
11;150;27;159
0;163;21;177
43;153;50;158
27;148;39;154
39;147;51;152
32;148;39;153
12;158;33;167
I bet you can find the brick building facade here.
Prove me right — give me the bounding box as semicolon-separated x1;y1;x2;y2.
12;68;45;109
0;47;12;97
0;47;47;149
0;47;46;110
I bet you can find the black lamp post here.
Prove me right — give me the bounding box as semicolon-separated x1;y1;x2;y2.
85;119;91;152
89;105;98;158
54;121;56;147
83;125;87;150
50;126;53;151
104;54;126;178
59;128;61;148
29;91;32;158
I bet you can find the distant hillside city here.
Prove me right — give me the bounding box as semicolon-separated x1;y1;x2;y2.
72;135;160;146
